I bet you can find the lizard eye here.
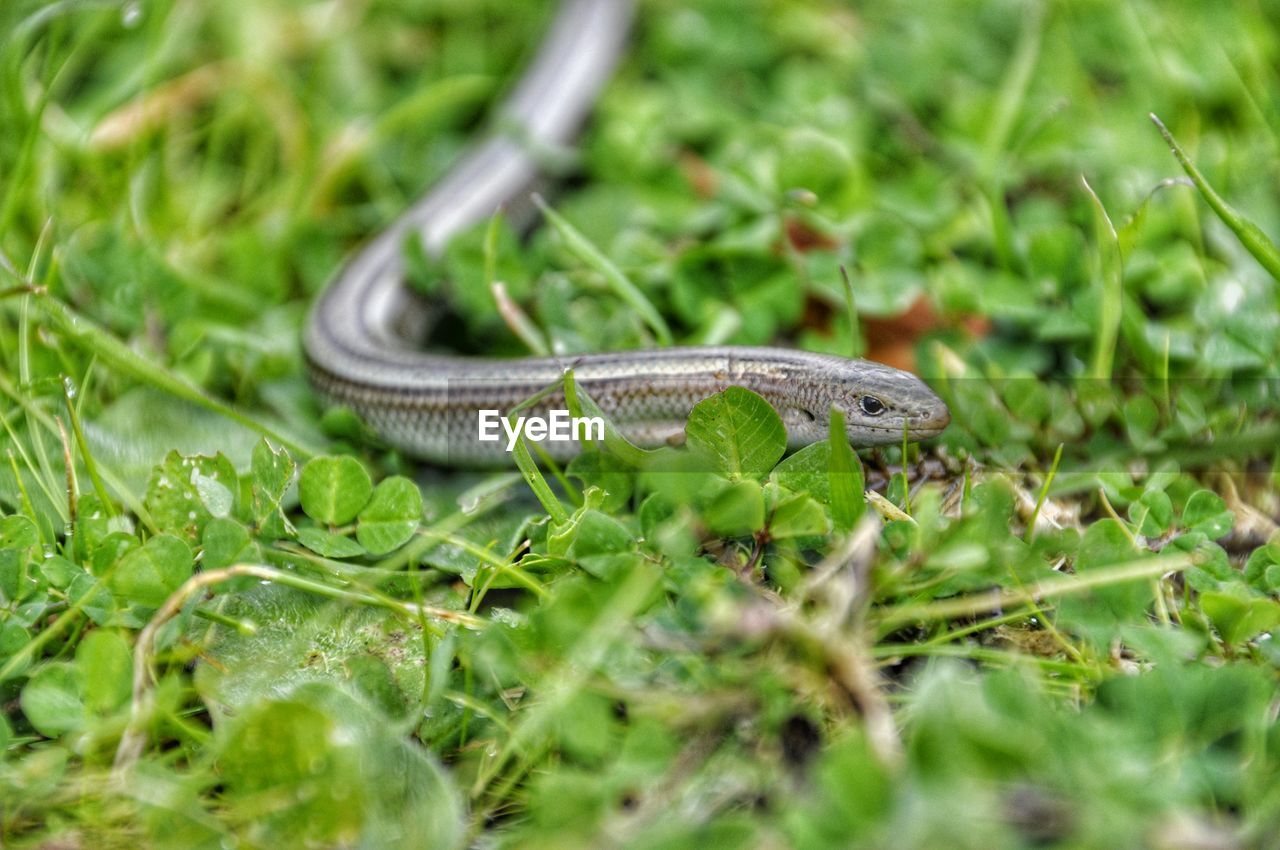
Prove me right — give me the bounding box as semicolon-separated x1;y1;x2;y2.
858;395;886;417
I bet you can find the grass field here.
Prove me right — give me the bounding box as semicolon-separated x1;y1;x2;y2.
3;0;1280;847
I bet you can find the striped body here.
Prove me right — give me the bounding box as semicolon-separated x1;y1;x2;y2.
303;0;950;465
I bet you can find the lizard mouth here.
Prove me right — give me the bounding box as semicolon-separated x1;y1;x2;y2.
911;405;952;438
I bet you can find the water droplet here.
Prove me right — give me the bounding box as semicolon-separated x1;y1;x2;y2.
121;1;142;28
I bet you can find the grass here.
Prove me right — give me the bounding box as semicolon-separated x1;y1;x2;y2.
2;0;1280;847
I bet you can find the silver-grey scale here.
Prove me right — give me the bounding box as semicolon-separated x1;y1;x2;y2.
302;0;950;466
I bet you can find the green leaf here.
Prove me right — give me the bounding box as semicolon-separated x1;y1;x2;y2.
74;495;116;560
144;451;239;542
0;551;23;604
1180;539;1234;592
1182;490;1233;539
197;587;399;707
567;449;634;513
92;532;139;576
1244;545;1280;593
922;541;991;574
109;534;193;607
356;476;424;555
768;491;831;539
0;515;39;550
685;387;786;479
548;488;634;564
552;691;617;765
217;694;367;842
68;573;116;627
202;517;255;569
1121;395;1160;445
703;479;766;537
1054;517;1157;645
1200;590;1280;646
75;630;132;715
252;438;296;539
1057;519;1148;646
804;727;893;836
192;470;234;519
1;622;31;659
298;455;373;525
296;528;367;559
771;442;832;504
215;682;464;849
20;663;85;737
1077;519;1139;570
39;556;83;590
1129;489;1173;537
777;126;854;197
552;511;634;562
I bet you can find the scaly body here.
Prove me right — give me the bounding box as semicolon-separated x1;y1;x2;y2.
303;0;950;464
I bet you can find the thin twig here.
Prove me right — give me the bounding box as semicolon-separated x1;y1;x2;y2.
113;564;484;774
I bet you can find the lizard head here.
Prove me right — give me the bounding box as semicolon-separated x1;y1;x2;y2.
781;357;950;447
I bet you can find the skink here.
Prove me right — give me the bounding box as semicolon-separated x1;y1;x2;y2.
303;0;950;464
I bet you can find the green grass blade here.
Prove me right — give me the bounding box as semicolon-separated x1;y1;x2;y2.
563;368;656;468
877;550;1195;631
34;291;320;459
508;417;569;525
1081;176;1123;380
63;376;116;518
534;195;673;346
827;407;866;532
1150;113;1280;283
